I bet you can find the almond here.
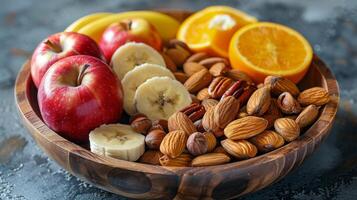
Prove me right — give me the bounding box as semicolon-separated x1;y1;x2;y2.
183;62;206;76
264;76;300;96
221;139;257;159
209;62;228;77
298;87;330;106
161;52;177;72
257;83;264;88
204;132;217;152
295;105;319;128
199;57;229;69
168;112;197;135
208;76;235;99
160;130;188;158
139;150;163;165
184;68;213;93
191;153;231;167
174;72;189;84
249;130;285;153
197;88;210;101
277;92;302;114
201;99;219;111
224;116;268;140
274;118;300;142
186;52;210;63
165;48;190;66
165;43;191;66
226;69;253;83
214;96;240;129
202;106;223;137
159;153;192;167
247;86;271;116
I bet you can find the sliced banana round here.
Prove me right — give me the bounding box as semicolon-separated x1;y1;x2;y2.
89;124;145;161
122;63;175;115
134;76;192;120
111;42;166;80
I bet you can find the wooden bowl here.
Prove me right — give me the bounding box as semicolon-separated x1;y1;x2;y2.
15;11;339;200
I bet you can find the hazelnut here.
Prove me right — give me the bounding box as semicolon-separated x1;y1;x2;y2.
130;116;152;135
139;150;163;165
186;132;208;156
145;129;166;150
151;119;168;132
129;113;147;124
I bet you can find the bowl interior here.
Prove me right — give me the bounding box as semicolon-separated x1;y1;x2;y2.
17;54;339;173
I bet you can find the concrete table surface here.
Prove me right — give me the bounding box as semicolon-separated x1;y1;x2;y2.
1;0;357;199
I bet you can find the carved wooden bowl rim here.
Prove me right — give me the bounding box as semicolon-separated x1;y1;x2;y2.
14;10;340;177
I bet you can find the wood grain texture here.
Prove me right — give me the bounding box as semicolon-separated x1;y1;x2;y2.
14;11;339;200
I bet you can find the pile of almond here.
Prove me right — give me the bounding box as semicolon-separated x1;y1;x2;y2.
133;40;330;167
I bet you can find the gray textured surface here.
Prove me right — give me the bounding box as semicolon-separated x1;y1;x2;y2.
1;0;357;199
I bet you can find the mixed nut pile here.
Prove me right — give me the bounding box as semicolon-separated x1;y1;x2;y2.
33;5;329;167
133;40;330;167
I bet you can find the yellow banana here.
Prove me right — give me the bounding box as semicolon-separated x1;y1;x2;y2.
65;12;112;32
77;11;180;42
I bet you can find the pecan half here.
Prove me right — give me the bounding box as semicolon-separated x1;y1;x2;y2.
237;85;256;105
180;103;206;122
221;80;257;105
208;77;235;99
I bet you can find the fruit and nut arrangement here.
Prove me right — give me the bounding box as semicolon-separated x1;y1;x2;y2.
31;6;330;167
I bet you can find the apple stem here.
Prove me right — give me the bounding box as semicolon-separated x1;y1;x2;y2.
127;20;133;30
44;40;62;53
119;21;130;30
77;64;90;85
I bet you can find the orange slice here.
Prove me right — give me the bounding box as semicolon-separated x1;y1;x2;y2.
177;6;257;57
229;22;313;83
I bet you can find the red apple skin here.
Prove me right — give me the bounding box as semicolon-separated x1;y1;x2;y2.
38;55;123;143
99;19;162;62
31;32;105;88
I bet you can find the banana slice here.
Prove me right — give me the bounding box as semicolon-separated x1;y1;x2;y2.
122;63;175;115
89;124;145;161
134;77;192;120
111;42;166;80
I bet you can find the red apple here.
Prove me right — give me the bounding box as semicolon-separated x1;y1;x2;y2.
31;32;105;87
99;18;162;62
38;55;123;143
